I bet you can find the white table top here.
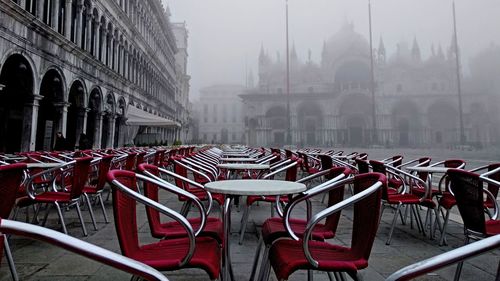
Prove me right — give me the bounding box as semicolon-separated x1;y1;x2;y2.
217;163;270;170
26;163;64;169
220;158;257;162
205;179;306;196
406;166;451;173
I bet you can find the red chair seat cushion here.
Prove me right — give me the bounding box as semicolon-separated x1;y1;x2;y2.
439;193;456;210
387;194;436;208
82;186;99;194
131;237;220;279
307;167;320;174
412;187;439;197
485;220;500;236
270;239;365;280
33;192;72;203
262;217;333;244
155;217;223;244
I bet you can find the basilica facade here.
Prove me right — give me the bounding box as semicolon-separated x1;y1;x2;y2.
241;24;500;148
0;0;190;153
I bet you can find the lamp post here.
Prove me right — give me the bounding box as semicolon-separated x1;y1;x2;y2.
285;0;292;146
368;0;378;145
452;1;466;145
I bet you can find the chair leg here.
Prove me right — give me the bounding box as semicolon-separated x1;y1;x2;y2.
256;245;271;281
4;236;19;281
454;236;470;281
84;194;98;231
239;205;251;245
439;208;451;246
327;272;335;281
41;203;52;226
386;203;402;245
75;202;88;236
249;234;264;281
97;193;110;223
53;202;68;235
307;270;313;281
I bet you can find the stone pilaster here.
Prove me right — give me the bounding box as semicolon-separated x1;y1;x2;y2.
64;0;72;40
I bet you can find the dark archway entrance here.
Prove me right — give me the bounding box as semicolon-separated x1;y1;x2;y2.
0;54;34;152
66;81;86;150
36;69;64;151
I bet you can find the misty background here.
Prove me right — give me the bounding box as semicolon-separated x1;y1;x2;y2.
165;0;500;100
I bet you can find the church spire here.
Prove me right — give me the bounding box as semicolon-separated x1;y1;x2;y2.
412;37;421;62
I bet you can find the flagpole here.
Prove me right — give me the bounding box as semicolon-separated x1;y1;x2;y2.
452;1;466;145
285;0;291;145
368;0;377;145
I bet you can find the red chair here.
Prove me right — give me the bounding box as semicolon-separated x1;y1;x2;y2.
138;163;223;244
370;160;433;245
107;170;221;280
82;154;114;227
0;163;27;280
436;163;500;246
172;157;224;215
447;168;500;280
0;218;169;281
412;159;465;198
18;157;92;236
238;158;302;245
264;173;385;281
250;167;352;281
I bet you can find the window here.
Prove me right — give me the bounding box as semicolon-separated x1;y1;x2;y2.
222;105;227;123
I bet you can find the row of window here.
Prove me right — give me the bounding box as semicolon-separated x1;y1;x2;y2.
10;0;176;106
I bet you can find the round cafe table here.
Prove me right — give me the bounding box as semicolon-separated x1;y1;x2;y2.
217;163;270;208
220;158;257;163
205;179;306;281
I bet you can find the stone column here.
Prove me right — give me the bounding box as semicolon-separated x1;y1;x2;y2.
75;2;83;48
83;108;89;132
53;102;70;136
37;0;44;20
51;0;60;31
124;50;128;79
19;0;26;10
24;95;43;152
108;114;116;148
85;10;92;52
102;30;108;65
108;35;114;67
74;107;86;145
93;112;104;149
64;0;72;40
93;19;100;57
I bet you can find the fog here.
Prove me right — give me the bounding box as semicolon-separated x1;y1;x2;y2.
165;0;500;100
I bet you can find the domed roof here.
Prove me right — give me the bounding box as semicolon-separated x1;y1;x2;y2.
322;23;370;66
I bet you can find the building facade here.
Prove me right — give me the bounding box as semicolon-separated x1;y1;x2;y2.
241;23;500;148
195;84;246;144
0;0;189;153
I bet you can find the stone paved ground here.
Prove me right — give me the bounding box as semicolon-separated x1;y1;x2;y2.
1;148;499;281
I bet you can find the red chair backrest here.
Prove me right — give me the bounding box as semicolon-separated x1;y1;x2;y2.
285;158;301;182
351;173;385;260
0;163;27;218
125;153;137;171
324;167;352;231
95;155;114;191
108;170;140;256
318;154;333;171
416;157;431;182
138;164;163;238
448;169;486;235
355;159;370;174
70;157;93;200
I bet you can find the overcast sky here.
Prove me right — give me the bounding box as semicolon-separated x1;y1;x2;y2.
164;0;500;100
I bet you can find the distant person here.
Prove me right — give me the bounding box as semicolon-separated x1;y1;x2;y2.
53;132;67;151
78;133;91;150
